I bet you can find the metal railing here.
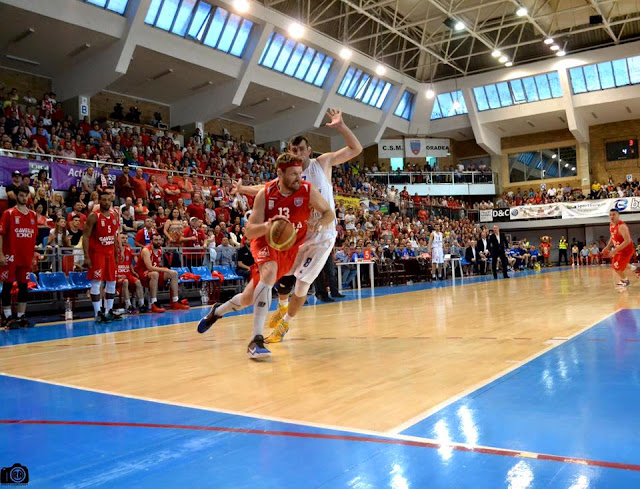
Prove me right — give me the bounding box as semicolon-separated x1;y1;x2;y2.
365;171;496;186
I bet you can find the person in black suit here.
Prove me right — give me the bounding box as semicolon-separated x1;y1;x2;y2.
488;225;509;279
465;239;479;275
476;230;490;275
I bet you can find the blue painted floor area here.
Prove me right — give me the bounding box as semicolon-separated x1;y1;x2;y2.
2;375;638;488
402;309;640;468
1;266;568;347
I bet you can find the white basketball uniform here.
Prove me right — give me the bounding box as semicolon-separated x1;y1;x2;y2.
289;158;337;283
431;231;444;264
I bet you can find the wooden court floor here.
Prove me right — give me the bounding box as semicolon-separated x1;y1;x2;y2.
1;267;636;433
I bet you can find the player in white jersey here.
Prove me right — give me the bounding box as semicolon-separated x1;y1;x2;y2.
429;223;445;280
232;109;362;343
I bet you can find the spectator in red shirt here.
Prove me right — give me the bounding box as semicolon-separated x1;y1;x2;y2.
186;192;205;221
134;197;149;224
134;217;158;247
214;200;230;224
66;201;87;230
163;175;180;204
115;164;135;203
131;166;148;201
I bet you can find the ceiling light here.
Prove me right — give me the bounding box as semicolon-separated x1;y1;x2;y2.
151;68;173;80
426;89;435;99
339;47;352;60
498;55;508;63
571;167;576;171
375;64;386;76
544;38;554;45
233;0;250;13
552;153;557;158
288;22;305;39
550;44;560;51
556;50;566;56
454;21;465;31
5;54;40;66
505;61;513;67
491;50;502;58
516;7;528;16
564;163;569;168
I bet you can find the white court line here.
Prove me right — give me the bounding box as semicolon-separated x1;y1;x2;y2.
0;371;414;440
388;308;622;435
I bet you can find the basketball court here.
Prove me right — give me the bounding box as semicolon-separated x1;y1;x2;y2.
2;266;640;487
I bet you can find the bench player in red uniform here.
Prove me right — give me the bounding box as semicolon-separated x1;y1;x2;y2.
83;190;122;323
603;208;635;288
135;233;190;312
0;185;37;329
116;233;145;314
197;153;335;359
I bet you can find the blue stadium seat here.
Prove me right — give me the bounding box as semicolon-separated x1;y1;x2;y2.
190;266;220;282
172;267;195;283
38;272;73;291
68;271;91;290
127;236;135;247
28;273;41;293
212;265;243;281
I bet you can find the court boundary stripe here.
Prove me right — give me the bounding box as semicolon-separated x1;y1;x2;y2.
2;419;639;473
389;308;623;435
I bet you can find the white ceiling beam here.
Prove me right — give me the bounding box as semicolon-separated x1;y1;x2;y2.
587;0;618;43
53;0;151;101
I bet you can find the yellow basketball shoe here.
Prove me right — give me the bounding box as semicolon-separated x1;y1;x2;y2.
269;302;288;329
265;319;290;344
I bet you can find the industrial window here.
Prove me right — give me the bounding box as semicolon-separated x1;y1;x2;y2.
473;72;562;111
394;91;415;120
430;90;467;120
569;56;640;94
84;0;129;14
337;66;393;109
145;0;253;57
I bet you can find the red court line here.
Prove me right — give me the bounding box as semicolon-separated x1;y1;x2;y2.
2;419;639;472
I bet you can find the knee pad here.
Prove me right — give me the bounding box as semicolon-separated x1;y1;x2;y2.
294;280;311;298
90;280;102;296
105;281;116;295
276;275;296;295
17;282;29;303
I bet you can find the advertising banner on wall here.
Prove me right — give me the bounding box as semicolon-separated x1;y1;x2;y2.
378;139;405;158
480;209;493;222
560;200;614;219
510;204;562;220
404;138;450;158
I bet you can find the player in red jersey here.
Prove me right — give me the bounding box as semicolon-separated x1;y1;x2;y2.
603;208;635;287
135;233;190;313
116;233;145;314
83;191;122;323
0;185;37;329
197;153;335;359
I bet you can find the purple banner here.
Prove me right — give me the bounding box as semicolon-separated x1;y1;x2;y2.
0;156;126;191
0;157;30;186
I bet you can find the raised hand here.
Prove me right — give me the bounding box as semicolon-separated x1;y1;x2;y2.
325;108;344;128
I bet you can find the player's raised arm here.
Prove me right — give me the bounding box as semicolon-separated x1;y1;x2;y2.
231;178;264;197
316;109;363;168
308;186;335;231
82;212;97;268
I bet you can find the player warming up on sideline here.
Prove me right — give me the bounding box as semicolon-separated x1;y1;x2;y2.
231;108;362;343
83;191;122;323
0;185;37;329
197;153;335;359
603;208;634;288
135;233;190;312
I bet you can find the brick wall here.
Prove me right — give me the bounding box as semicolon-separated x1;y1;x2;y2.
502;129;575;151
589;119;640;185
204;118;255;142
304;132;331;154
91;91;170;126
0;67;51;99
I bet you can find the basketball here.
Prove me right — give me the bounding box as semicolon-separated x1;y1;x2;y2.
268;219;296;251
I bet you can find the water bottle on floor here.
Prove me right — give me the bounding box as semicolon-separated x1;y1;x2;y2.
65;298;73;321
200;285;209;305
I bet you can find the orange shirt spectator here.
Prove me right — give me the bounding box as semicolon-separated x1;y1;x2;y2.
131;167;148;201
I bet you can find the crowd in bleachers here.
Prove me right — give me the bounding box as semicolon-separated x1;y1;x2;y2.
494;177;640;208
0;84;519;305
